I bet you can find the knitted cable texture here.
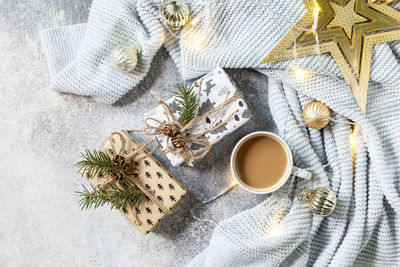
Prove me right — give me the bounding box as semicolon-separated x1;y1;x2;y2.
40;0;400;265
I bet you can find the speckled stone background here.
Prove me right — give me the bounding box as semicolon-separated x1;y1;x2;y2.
0;1;277;266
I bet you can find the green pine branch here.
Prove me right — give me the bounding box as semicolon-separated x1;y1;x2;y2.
76;182;147;210
77;149;113;179
174;82;197;126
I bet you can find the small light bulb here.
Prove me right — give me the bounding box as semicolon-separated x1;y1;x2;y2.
349;127;359;152
263;211;286;237
313;0;321;12
268;223;284;237
181;29;211;52
292;67;312;80
191;17;200;26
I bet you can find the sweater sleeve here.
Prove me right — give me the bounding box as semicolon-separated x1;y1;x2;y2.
39;0;165;104
40;24;87;82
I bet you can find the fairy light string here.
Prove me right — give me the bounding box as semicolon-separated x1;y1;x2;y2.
185;0;320;235
171;0;365;233
312;2;321;55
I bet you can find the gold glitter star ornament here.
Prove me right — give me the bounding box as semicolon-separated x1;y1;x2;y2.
262;0;400;113
327;0;367;39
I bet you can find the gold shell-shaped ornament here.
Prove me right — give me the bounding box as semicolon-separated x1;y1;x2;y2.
302;101;331;129
161;0;190;31
110;44;141;73
301;187;337;216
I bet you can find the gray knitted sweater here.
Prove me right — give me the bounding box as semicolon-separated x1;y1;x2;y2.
41;0;400;266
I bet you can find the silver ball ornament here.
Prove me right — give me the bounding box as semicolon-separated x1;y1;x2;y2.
110;44;141;72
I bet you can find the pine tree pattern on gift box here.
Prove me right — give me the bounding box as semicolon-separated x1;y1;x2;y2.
87;130;186;234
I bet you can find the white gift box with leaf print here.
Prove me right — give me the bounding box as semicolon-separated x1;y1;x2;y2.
144;67;251;166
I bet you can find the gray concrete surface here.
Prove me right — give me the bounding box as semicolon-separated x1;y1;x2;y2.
0;1;277;266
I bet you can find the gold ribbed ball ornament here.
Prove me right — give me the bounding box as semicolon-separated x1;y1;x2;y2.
302;101;331;129
110;44;141;72
161;0;190;31
301;187;336;216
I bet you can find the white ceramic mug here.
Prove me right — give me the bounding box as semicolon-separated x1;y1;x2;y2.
230;131;311;194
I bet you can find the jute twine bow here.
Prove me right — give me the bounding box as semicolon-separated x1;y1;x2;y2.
130;78;242;166
100;132;170;226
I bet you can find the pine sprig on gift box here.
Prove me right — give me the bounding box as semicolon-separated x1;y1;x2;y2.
174;82;197;126
77;149;113;179
76;182;147;210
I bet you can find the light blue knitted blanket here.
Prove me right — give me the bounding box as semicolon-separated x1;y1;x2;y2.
41;0;400;265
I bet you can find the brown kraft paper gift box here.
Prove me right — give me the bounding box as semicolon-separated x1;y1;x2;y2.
85;130;187;234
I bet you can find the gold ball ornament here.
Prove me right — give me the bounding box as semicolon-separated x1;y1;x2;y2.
161;0;190;31
302;101;331;130
301;187;337;216
110;44;141;72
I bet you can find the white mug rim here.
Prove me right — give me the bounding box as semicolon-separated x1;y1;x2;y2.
230;131;293;194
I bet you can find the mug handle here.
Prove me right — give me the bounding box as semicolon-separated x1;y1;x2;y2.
291;166;312;180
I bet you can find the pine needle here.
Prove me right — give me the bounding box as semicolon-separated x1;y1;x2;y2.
76;182;147;210
77;149;113;179
174;82;197;126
